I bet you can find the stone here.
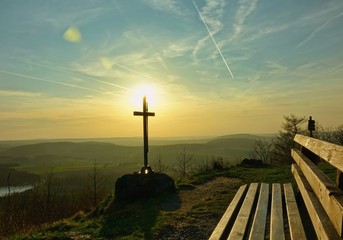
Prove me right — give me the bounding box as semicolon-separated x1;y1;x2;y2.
115;172;175;201
241;158;263;168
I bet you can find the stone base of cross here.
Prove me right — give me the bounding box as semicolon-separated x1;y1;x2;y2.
140;165;154;175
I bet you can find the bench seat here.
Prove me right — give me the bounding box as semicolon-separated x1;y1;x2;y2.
209;182;305;240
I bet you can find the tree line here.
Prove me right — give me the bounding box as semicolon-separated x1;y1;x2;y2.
249;114;343;164
0;161;107;237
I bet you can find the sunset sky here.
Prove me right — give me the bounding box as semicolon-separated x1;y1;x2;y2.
0;0;342;140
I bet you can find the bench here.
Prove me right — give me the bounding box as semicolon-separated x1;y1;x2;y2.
291;134;343;239
210;134;343;239
209;182;306;239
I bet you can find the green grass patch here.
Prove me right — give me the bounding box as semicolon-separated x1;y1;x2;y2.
193;163;294;185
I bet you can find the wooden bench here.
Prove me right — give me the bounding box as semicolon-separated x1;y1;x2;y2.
209;182;306;239
210;134;343;239
291;134;343;239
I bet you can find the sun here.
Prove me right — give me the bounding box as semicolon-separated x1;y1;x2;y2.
131;85;157;109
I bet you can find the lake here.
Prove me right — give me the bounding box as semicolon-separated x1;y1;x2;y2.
0;185;33;197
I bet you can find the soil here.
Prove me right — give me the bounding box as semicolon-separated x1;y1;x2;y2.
154;177;243;240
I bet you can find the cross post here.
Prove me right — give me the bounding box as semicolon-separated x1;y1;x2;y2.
133;96;155;174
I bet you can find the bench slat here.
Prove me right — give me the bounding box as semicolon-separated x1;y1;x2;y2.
209;184;248;240
294;134;343;172
248;183;269;240
283;183;306;240
270;183;285;240
292;148;343;235
228;183;258;240
292;164;341;239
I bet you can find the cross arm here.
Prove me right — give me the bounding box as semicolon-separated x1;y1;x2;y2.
133;111;155;116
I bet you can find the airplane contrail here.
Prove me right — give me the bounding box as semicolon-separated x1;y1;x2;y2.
0;69;120;96
27;61;129;90
111;62;159;82
193;1;235;79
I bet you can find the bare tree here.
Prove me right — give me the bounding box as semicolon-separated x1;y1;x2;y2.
282;114;307;134
45;170;54;221
314;124;343;146
174;147;195;179
153;154;168;173
314;124;335;142
87;160;105;207
248;138;273;164
272;114;306;164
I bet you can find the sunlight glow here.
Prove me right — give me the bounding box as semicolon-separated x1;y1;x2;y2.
131;85;157;108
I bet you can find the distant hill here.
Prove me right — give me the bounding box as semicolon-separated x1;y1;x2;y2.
0;133;276;148
213;133;275;141
0;136;211;148
0;133;277;177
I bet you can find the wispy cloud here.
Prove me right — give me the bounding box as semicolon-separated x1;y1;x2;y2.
72;55;160;84
141;0;186;15
0;69;118;96
296;11;343;48
193;1;234;79
201;0;226;33
40;6;111;29
192;0;226;59
230;0;258;41
0;90;42;98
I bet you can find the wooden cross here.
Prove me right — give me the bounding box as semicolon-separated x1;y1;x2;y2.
133;96;155;172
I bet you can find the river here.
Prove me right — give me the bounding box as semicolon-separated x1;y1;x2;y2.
0;185;33;197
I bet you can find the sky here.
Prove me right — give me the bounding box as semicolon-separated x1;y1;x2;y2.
0;0;343;140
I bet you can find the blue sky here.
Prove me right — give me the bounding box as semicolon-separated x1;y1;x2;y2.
0;0;342;140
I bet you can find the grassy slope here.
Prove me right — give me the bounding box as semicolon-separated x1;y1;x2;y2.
11;164;294;240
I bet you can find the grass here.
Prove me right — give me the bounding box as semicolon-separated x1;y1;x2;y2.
193;163;294;185
10;163;295;240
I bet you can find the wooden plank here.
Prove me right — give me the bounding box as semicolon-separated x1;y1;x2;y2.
228;183;258;240
292;148;343;235
294;134;343;172
248;183;269;240
283;183;307;240
270;183;285;240
209;184;248;240
291;164;341;239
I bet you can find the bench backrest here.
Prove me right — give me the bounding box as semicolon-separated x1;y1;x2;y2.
292;134;343;239
294;134;343;172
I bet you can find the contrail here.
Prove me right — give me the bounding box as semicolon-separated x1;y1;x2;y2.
27;61;129;90
0;69;120;96
112;62;159;82
193;1;234;79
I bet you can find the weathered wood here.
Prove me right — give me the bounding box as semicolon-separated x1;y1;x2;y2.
294;134;343;172
283;183;306;240
248;183;269;240
292;148;343;235
336;170;343;190
209;184;248;240
291;164;341;239
228;183;258;240
270;183;284;240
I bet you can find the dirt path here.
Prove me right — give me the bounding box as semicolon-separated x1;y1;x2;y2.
155;177;242;240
